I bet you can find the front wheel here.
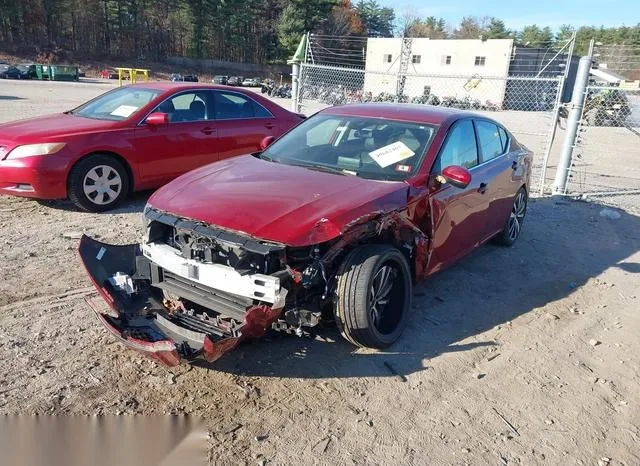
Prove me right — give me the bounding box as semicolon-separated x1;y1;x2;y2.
494;187;527;246
334;244;412;349
68;154;130;212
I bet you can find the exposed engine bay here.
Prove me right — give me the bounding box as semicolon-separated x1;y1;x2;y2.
79;206;338;365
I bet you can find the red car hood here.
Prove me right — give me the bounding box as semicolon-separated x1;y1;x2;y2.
148;155;409;246
0;113;119;144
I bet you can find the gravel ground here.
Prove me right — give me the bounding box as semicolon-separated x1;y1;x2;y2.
1;79;639;465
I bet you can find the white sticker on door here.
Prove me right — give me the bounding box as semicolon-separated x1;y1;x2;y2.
110;105;139;118
368;141;415;168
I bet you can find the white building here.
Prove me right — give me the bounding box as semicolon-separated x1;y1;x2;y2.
364;38;514;106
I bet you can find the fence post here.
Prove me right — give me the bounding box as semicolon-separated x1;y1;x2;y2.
553;55;591;195
291;62;300;113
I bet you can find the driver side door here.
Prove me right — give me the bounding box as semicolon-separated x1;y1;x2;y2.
426;119;493;275
134;90;218;189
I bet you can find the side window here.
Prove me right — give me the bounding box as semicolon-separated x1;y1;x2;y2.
475;120;504;161
213;92;271;119
154;92;209;122
497;126;510;152
305;118;342;147
435;120;478;172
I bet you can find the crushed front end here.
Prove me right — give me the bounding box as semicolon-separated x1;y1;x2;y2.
79;206;332;366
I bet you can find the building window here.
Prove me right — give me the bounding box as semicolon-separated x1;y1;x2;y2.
383;54;392;63
412;54;421;64
475;56;486;66
441;55;452;65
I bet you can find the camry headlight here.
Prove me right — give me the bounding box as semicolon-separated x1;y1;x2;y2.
6;142;66;159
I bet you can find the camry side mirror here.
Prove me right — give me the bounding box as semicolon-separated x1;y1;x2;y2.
439;165;471;189
145;112;169;125
260;136;275;150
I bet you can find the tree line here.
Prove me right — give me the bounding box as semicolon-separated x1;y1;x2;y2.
0;0;638;63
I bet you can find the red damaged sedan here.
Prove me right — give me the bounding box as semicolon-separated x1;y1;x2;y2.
0;83;303;211
79;103;531;366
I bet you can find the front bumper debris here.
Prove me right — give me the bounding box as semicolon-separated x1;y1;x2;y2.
79;235;284;366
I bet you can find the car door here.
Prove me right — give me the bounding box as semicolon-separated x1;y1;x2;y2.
212;91;279;160
474;119;526;239
134;90;218;188
426;119;493;275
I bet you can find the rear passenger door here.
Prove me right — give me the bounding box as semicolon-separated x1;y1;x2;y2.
212;91;279;160
473;119;524;238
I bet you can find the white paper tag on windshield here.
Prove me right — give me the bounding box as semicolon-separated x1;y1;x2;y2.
368;141;415;168
110;105;138;118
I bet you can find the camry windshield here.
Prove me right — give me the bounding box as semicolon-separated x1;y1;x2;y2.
261;114;436;181
70;87;161;121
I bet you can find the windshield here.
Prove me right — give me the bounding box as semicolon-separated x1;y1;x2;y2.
261;114;437;181
70;87;161;121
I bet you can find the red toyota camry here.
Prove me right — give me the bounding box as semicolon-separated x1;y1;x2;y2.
0;83;304;211
80;103;532;366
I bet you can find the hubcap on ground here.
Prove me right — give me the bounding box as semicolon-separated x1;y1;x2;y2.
508;191;526;241
83;165;122;205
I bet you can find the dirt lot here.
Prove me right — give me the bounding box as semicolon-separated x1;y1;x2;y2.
1;80;639;465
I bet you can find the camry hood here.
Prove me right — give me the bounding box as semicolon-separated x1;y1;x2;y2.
0;113;119;144
148;155;409;246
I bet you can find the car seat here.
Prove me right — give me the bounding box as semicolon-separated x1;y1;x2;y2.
189;100;206;120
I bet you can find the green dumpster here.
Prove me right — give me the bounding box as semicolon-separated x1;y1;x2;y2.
50;65;79;81
35;64;50;80
35;64;79;81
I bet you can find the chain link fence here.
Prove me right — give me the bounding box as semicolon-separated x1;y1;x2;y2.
298;63;563;196
567;86;640;212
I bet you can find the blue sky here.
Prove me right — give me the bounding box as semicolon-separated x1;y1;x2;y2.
378;0;639;30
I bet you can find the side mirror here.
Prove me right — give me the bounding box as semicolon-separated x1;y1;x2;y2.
440;165;471;189
145;112;169;125
259;136;275;151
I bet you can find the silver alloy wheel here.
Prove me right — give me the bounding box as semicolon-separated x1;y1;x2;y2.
83;165;122;205
369;264;397;330
508;191;527;241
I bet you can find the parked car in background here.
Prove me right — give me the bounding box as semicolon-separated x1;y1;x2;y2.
99;68;119;79
183;74;198;82
170;73;183;82
212;75;228;85
242;77;261;87
227;76;243;86
0;65;27;79
0;83;305;211
79;103;531;366
78;68;86;78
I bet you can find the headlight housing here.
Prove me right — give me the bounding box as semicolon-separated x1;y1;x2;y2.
6;142;66;159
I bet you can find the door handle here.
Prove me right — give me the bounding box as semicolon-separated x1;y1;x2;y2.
201;127;215;135
477;182;488;194
264;122;276;129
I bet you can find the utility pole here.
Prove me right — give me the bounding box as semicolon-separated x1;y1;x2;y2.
553;55;592;194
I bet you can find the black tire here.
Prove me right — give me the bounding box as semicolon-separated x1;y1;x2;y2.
68;154;130;212
334;244;412;348
494;187;527;246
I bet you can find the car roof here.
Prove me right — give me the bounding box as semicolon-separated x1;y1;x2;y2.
321;103;477;126
130;82;244;92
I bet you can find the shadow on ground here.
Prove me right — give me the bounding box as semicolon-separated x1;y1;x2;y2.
38;190;151;214
202;198;640;379
0;95;24;100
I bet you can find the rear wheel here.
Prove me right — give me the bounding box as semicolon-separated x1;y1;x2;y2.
494;188;527;246
334;244;412;348
68;154;130;212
